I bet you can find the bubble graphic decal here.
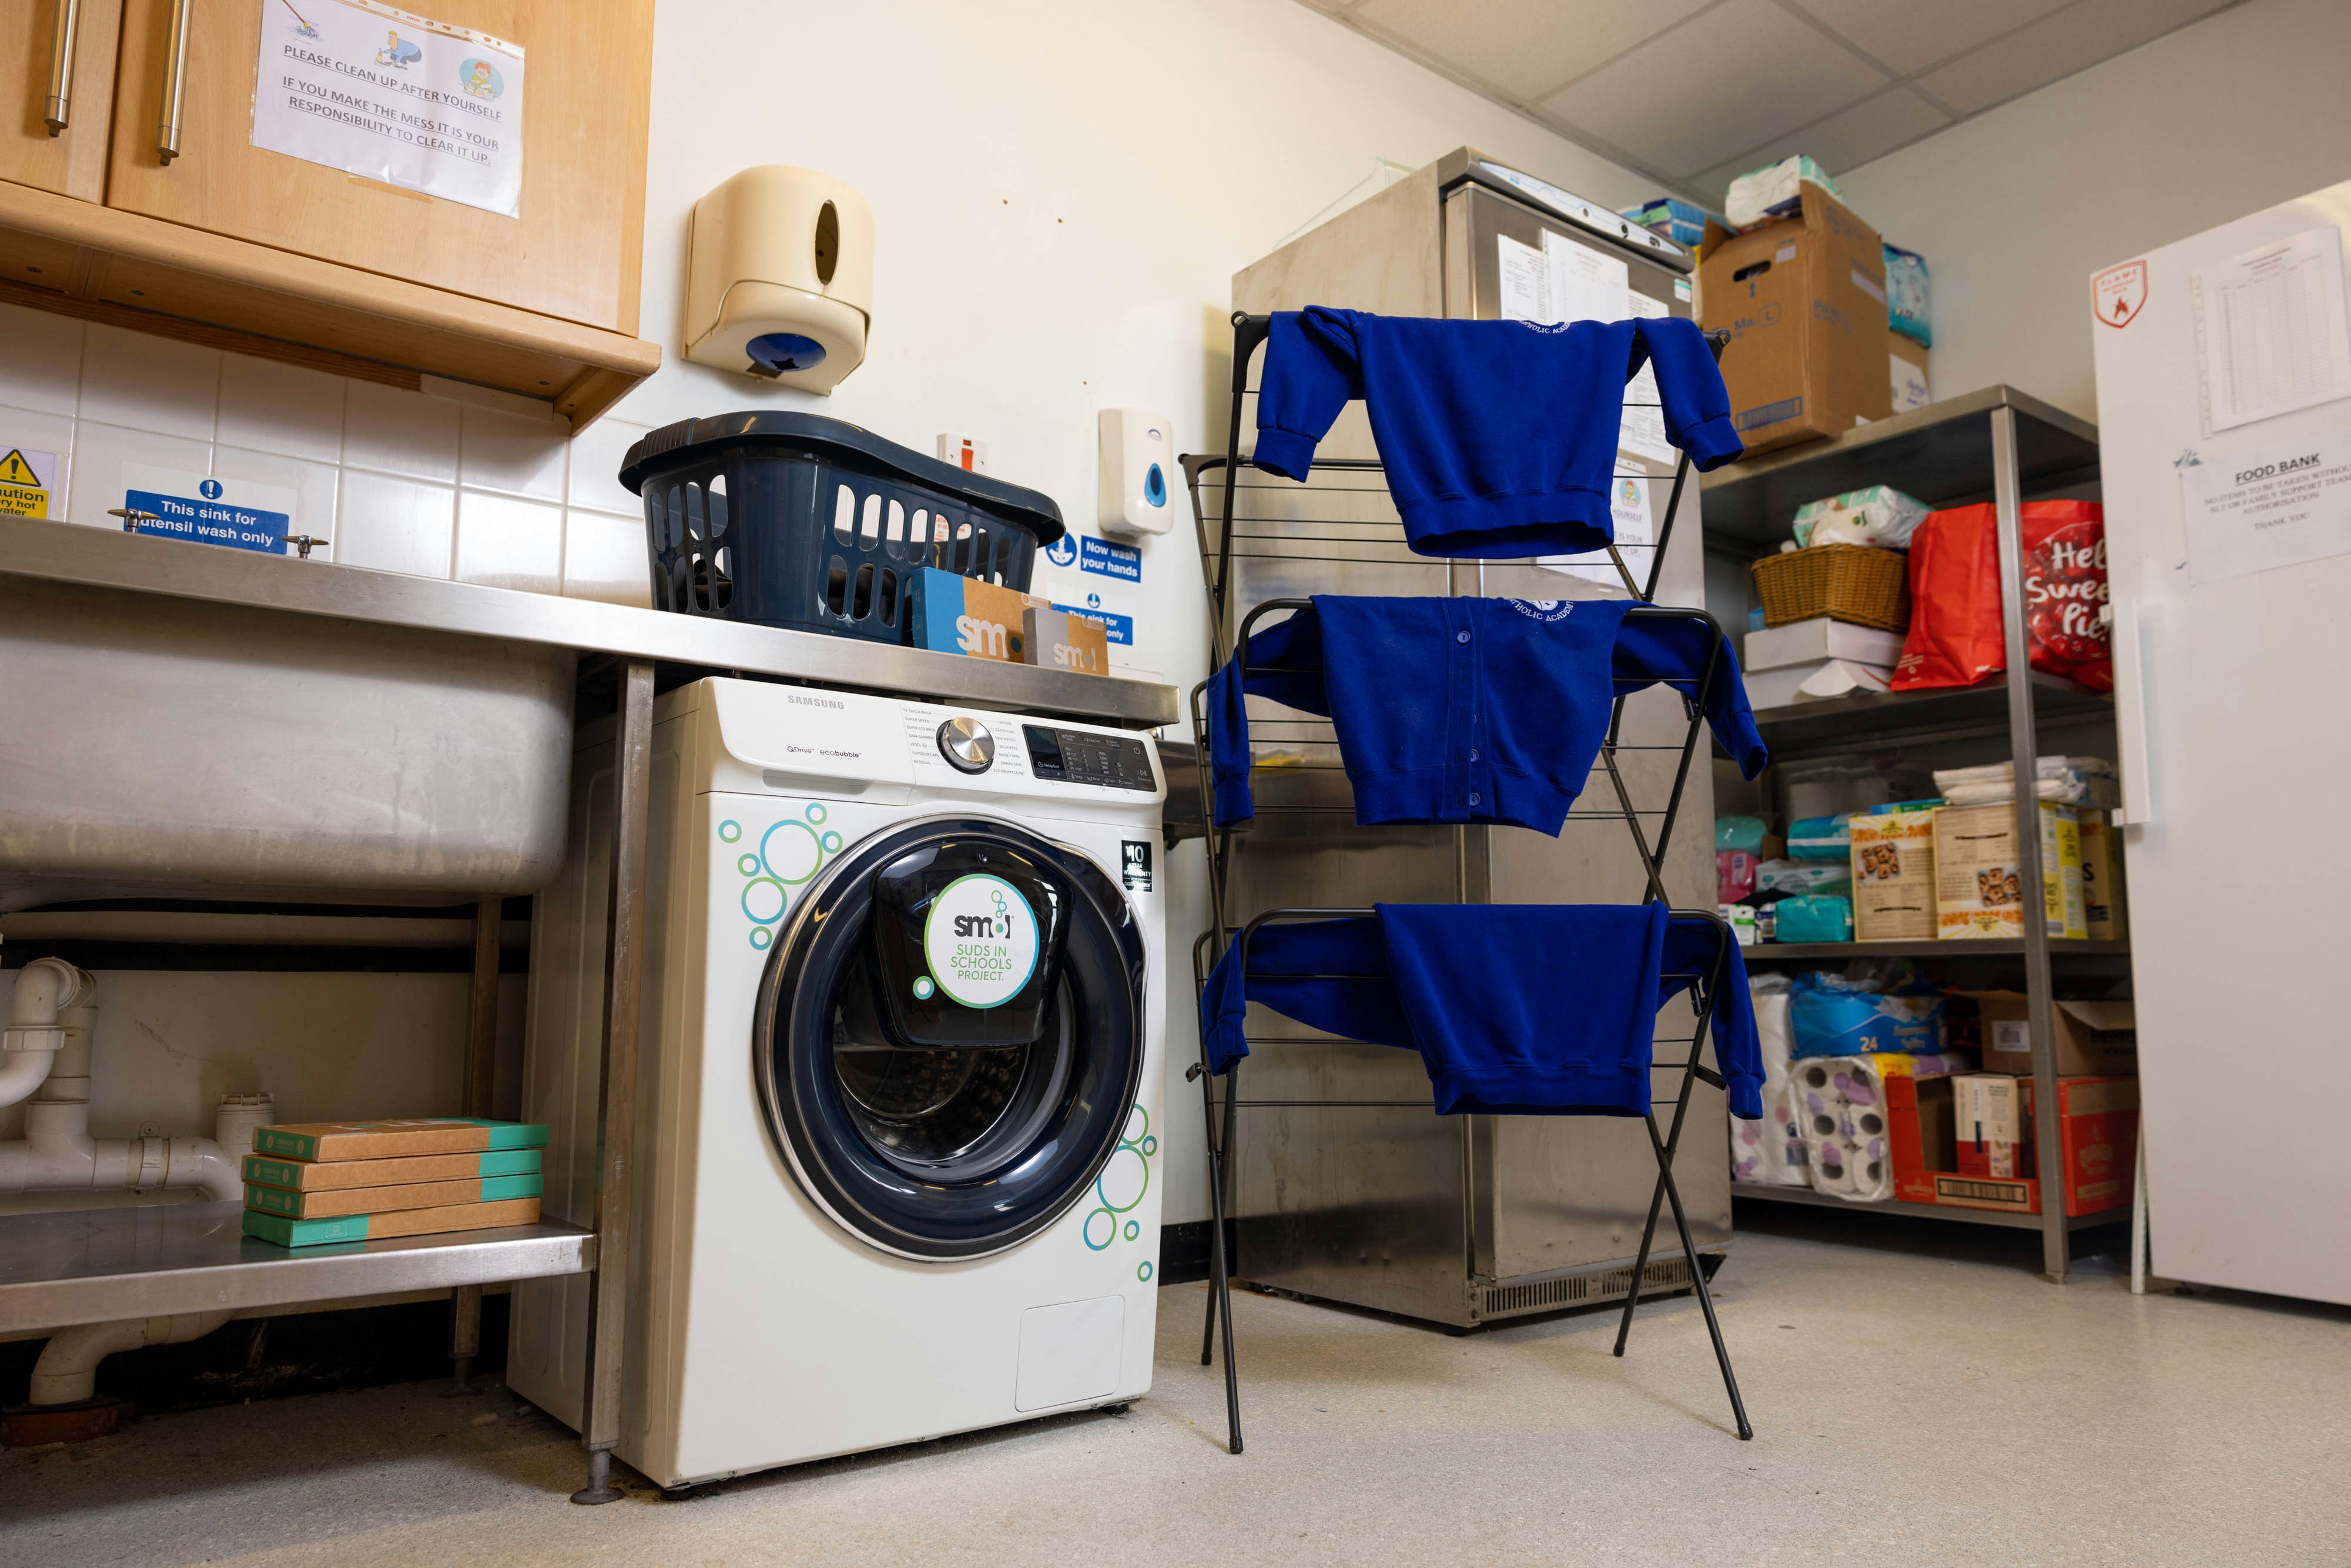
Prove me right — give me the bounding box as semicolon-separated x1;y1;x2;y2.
1080;1104;1155;1254
728;803;841;950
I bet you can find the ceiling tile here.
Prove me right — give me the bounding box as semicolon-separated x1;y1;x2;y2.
1786;0;2072;76
1692;87;1953;204
1537;0;1891;179
1914;0;2233;116
1352;0;1713;102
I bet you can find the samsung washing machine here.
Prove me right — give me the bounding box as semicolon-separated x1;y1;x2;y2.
507;676;1166;1488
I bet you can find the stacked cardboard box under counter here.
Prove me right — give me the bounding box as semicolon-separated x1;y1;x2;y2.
241;1120;548;1247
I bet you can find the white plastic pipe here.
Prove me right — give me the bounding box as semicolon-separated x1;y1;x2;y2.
0;971;264;1201
28;1311;234;1405
0;958;89;1109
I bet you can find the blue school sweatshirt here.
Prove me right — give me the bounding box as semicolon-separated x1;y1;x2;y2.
1207;595;1766;831
1254;309;1742;558
1195;907;1763;1119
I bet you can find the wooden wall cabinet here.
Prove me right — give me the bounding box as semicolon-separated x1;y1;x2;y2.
1;0;125;202
0;0;659;427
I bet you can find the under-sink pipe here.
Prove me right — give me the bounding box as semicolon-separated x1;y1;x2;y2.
0;969;269;1201
29;1312;236;1405
0;957;88;1109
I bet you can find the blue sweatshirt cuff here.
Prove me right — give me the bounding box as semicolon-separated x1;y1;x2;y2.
1252;427;1318;482
1674;412;1744;471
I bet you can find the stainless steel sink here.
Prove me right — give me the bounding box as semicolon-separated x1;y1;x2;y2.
0;577;574;913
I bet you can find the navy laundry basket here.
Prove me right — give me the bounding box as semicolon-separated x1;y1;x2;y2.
618;412;1066;644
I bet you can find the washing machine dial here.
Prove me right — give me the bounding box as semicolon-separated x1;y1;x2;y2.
936;717;995;773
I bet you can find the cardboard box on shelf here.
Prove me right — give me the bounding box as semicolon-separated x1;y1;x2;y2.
1889;328;1931;414
1967;992;2136;1077
1933;800;2085;940
1743;615;1907;672
251;1119;548;1163
2078;810;2129;940
1953;1073;2024;1178
1699;187;1893;455
1850;807;1936;941
909;570;1046;664
1021;605;1108;675
1888;1074;2138;1216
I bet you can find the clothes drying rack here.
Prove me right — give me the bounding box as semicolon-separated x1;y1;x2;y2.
1181;310;1749;1454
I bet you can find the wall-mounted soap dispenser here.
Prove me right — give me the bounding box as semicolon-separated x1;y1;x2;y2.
683;167;875;393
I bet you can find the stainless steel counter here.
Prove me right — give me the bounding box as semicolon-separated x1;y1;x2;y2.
0;516;1179;729
0;1202;595;1334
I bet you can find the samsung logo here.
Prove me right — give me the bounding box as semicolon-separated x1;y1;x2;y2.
786;693;846;710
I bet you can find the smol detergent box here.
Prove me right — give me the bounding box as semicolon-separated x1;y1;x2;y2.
907;568;1044;663
251;1118;548;1162
243;1148;541;1191
1021;605;1107;675
243;1197;542;1248
243;1173;544;1219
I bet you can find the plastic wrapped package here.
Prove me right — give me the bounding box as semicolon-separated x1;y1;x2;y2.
1884;244;1931;349
1725;155;1841;229
1791;485;1929;550
1789;1051;1969;1201
1774;894;1853;943
1757;859;1853;899
1729;974;1809;1187
1788;966;1946;1058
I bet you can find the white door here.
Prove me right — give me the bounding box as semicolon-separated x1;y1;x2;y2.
2091;179;2351;1305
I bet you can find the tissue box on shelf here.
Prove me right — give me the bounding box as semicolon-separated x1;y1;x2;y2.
909;569;1046;663
1965;992;2136;1076
1745;659;1895;709
1934;800;2085;940
1891;1075;2138;1216
1850;807;1937;942
1744;615;1907;672
1700;185;1891;454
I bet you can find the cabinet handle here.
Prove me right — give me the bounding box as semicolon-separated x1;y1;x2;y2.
157;0;193;165
44;0;79;134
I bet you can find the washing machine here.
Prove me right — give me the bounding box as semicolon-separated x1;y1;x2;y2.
508;676;1166;1488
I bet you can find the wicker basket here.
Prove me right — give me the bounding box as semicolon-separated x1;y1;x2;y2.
1750;543;1910;631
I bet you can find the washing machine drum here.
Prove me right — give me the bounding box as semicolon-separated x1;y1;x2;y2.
755;817;1146;1259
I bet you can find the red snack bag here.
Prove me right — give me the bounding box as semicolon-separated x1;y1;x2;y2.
1890;501;2110;692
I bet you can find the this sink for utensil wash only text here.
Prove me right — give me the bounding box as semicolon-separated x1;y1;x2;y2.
0;578;574;913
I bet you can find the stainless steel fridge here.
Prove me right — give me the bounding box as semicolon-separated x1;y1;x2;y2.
1209;148;1730;1329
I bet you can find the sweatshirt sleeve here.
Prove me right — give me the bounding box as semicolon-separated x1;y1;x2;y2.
1712;936;1764;1120
1206;656;1256;826
1253;308;1363;481
1632;316;1743;472
1611;614;1770;779
1198;937;1251;1076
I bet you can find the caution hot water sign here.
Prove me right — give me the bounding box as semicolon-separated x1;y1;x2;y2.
0;447;56;518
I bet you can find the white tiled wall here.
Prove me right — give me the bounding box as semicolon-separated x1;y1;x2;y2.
0;301;652;607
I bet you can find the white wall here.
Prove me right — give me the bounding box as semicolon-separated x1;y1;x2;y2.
1837;0;2351;421
1;0;1659;1229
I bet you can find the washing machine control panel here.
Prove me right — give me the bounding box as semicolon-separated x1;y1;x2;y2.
1022;725;1155;791
935;716;996;773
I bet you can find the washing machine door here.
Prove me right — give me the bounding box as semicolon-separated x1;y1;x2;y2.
753;816;1146;1260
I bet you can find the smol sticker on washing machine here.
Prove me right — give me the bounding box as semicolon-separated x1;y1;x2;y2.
922;873;1040;1007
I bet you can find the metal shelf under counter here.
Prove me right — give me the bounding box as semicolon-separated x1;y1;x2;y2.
0;1201;595;1335
1732;1181;2126;1232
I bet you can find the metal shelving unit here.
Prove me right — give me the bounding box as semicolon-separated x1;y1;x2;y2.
1702;389;2121;1280
1728;1181;2123;1232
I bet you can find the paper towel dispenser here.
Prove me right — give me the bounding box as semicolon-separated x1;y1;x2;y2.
684;167;875;393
